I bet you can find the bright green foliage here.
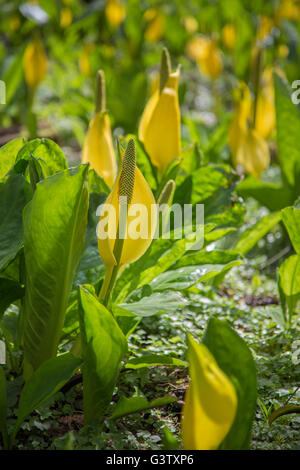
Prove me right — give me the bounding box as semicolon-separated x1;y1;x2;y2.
22;165;89;377
78;285;127;425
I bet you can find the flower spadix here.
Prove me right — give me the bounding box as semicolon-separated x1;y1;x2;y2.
23;40;47;89
97;139;157;267
139;48;181;175
82;70;117;187
181;336;237;450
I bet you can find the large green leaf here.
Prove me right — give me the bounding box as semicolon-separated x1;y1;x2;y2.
202;317;257;450
22;165;89;376
111;395;176;420
12;138;68;177
11;353;82;446
0;175;31;272
0;138;25;179
125;354;187;369
116;291;188;317
236;177;294;212
274;73;300;188
278;254;300;326
281;205;300;254
78;286;127;425
234;212;282;255
0;279;24;319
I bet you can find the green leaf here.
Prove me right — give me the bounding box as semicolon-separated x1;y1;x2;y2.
111;395;176;420
0;175;31;272
274;73;300;188
125;354;187;369
268;404;300;425
173;250;241;269
12;353;82;445
12;138;68;176
234;212;282;255
78;285;127;425
2;51;24;104
281;205;300;254
116;291;188;317
0;138;25;179
0;279;24;319
0;366;8;449
22;165;89;376
88;169;110;195
202;317;257;450
278;254;300;326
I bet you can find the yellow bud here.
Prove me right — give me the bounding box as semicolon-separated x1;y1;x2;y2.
82;112;116;187
139;63;181;174
187;37;222;79
221;23;236;50
144;9;164;42
181;337;237;450
183;16;198;34
60;7;73;28
105;0;126;28
79;44;94;76
23;40;47;89
98;139;157;267
234;126;270;178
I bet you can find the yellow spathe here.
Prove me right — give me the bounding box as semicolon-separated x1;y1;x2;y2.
98;140;157;267
187;37;222;79
23;40;47;88
105;0;126;27
82;112;117;187
139;70;181;174
222;24;236;50
181;337;237;450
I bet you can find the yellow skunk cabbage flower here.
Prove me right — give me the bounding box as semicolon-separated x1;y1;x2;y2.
187;37;222;79
183;16;198;34
98;138;157;268
144;8;164;42
254;68;276;139
139;48;181;175
105;0;126;28
82;70;117;187
234;126;270;178
60;7;73;28
181;336;237;450
222;24;236;50
275;0;300;22
79;44;95;76
257;15;273;40
229;82;270;177
23;40;47;89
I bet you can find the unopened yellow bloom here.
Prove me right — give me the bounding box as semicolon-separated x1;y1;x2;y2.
98;139;157;267
60;7;72;28
229;82;270;177
105;0;126;28
275;0;300;22
144;8;164;42
181;337;237;450
187;37;222;79
183;16;198;34
23;40;47;88
139;49;181;174
234;126;270;178
254;68;276;140
222;24;236;50
82;71;117;187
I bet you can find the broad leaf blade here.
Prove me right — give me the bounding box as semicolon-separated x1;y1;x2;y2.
111;395;176;420
0;138;25;179
281;205;300;254
78;286;127;425
22;165;89;375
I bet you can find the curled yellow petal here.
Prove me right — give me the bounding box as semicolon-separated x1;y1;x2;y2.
139;69;181;174
105;0;126;27
82;112;117;187
182;337;237;450
23;40;47;88
98;139;157;267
